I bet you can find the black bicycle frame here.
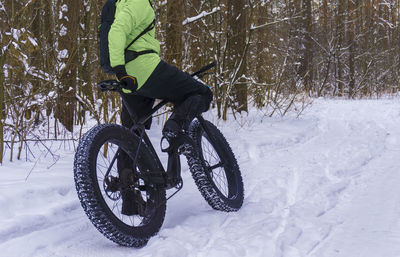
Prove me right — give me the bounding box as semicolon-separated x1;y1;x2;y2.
120;96;168;174
104;62;216;188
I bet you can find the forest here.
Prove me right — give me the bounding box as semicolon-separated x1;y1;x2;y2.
1;0;400;163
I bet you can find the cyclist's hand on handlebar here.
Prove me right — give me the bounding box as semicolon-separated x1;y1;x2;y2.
120;76;138;94
113;65;138;94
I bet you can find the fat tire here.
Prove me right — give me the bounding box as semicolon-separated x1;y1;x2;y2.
73;124;166;247
187;119;244;211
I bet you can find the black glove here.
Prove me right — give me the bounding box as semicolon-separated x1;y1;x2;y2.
113;65;138;94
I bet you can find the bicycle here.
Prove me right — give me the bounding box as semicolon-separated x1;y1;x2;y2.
73;63;244;247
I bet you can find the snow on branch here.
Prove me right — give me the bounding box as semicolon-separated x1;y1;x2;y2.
183;7;221;26
24;0;35;7
250;16;301;31
158;0;167;7
0;1;5;12
378;17;394;29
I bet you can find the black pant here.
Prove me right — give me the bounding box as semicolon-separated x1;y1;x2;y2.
121;60;213;131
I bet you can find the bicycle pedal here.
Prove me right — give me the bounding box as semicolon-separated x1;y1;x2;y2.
174;179;183;190
166;177;183;190
166;180;184;200
160;136;171;153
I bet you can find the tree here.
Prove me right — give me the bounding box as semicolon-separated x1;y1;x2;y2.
347;0;356;98
165;0;184;68
56;0;80;132
297;0;313;95
253;1;272;108
223;0;249;118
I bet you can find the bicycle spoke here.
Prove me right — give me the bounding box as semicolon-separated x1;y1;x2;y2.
214;168;228;195
202;139;220;165
94;139;158;228
112;198;119;212
128;215;134;226
199;132;231;198
213;171;228;195
209;162;224;170
202;139;219;162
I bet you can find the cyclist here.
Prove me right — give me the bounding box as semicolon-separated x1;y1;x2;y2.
110;0;212;142
108;0;213;215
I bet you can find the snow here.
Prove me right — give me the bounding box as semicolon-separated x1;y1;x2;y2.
24;0;35;8
183;7;221;26
28;36;38;47
61;4;68;13
59;5;68;20
1;98;400;256
27;69;51;82
59;25;67;37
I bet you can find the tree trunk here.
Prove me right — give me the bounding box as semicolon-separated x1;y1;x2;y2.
165;0;184;68
56;0;79;132
0;53;5;164
336;0;345;96
188;0;202;70
224;0;248;117
347;0;356;98
254;1;271;108
298;0;313;95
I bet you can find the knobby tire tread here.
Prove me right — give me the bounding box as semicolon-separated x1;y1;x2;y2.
187;120;244;212
73;124;166;247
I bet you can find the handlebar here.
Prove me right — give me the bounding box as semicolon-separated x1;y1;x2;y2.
97;62;216;92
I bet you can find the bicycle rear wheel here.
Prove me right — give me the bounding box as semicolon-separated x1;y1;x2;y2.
74;124;166;247
187;119;244;211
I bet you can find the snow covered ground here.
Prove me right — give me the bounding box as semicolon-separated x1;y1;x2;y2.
1;98;400;257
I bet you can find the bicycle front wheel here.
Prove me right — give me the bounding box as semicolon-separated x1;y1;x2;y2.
74;124;166;247
188;119;244;211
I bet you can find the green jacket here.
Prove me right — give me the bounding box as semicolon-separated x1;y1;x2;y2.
109;0;160;89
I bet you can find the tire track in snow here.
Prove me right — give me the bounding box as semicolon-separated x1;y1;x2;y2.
0;200;81;244
271;167;300;257
309;149;400;257
261;100;391;256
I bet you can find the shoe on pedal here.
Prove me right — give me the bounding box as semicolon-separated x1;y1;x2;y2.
162;118;196;156
162;128;193;156
163;119;182;135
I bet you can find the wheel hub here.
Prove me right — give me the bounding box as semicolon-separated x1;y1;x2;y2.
104;176;121;200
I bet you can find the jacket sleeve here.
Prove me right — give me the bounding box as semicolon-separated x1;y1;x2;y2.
108;2;138;68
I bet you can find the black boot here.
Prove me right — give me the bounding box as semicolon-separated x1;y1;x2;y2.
162;118;186;148
162;119;182;138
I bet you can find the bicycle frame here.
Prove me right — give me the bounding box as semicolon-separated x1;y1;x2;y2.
98;62;216;189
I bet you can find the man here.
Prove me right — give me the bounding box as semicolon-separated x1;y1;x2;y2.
109;0;213;140
108;0;212;215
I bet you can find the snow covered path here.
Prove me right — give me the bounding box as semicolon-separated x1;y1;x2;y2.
1;99;400;257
